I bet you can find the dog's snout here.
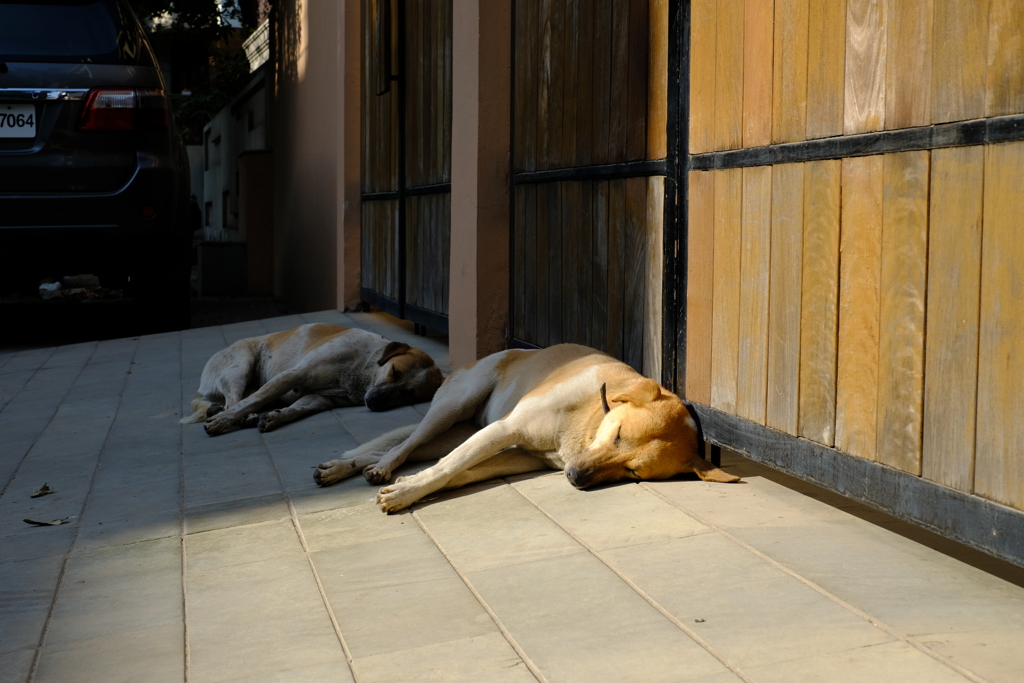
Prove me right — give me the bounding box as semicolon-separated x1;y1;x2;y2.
566;466;583;488
364;389;386;412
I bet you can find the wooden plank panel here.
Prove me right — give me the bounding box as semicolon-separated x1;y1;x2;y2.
836;155;884;460
624;177;648;371
736;166;772;424
524;183;538;343
607;179;627;359
766;163;804;434
798;159;841;446
592;181;611;352
884;0;933;130
406;195;421;308
876;151;929;475
711;168;742;412
644;176;665;379
575;0;596;165
549;182;564;344
976;140;1024;510
922;146;983;493
844;0;887;134
714;0;744;151
986;0;1024;117
406;0;422;187
514;0;530;170
689;0;718;154
743;0;774;147
771;0;810;143
562;181;581;344
514;187;529;341
521;0;540;171
575;181;595;346
546;0;565;169
626;0;650;160
538;0;554;171
686;171;715;405
536;181;552;346
442;0;452;182
605;0;627;162
562;0;580;167
648;0;669;159
806;0;846;139
931;0;989;124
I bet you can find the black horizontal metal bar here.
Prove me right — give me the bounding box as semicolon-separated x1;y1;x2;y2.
508;337;541;350
360;288;449;335
513;159;669;184
405;183;451;196
361;191;399;202
690;114;1024;170
691;403;1024;569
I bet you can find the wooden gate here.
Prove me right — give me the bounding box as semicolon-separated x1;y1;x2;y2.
361;0;452;333
509;0;675;381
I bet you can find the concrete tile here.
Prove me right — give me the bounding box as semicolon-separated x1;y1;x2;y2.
41;342;96;370
45;536;182;646
300;502;421;553
730;523;1024;635
0;370;35;413
685;673;747;683
0;347;54;375
184;493;290;534
312;530;454;593
186;555;350;683
33;622;183;683
743;641;972;683
182;446;282;508
216;661;354;683
220;321;268;345
512;473;711;550
326;576;498;660
0;523;75;564
186;519;303;573
415;483;586;572
0;555;64;654
353;632;535;683
465;553;730;683
0;647;36;683
917;629;1024;683
258;314;308;333
74;508;180;552
601;533;892;669
334;405;422;445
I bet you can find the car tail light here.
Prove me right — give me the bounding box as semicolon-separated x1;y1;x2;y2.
79;88;169;131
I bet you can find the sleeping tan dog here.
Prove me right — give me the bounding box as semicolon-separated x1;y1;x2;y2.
314;343;738;512
181;323;443;435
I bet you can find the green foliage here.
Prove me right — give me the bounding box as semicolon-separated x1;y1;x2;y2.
127;0;251;144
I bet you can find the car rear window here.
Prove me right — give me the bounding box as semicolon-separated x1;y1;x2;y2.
0;0;140;64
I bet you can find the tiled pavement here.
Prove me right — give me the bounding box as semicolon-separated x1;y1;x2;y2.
2;310;1024;683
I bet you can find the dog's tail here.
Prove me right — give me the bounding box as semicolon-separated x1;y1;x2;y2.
179;396;212;425
341;423;419;457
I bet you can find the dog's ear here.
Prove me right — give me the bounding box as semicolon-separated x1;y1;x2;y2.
610;378;662;406
377;341;411;366
689;456;741;483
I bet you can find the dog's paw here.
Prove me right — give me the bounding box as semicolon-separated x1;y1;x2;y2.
240;413;260;429
203;412;234;436
376;482;419;513
205;403;225;418
363;464;392;485
314;459;357;486
257;410;283;433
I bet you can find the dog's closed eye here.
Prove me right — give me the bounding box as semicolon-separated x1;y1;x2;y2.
615;427;622;445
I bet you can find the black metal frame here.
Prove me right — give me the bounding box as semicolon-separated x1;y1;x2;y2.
360;0;450;334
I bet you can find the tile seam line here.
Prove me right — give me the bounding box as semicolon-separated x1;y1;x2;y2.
409;507;549;683
507;481;755;683
26;337;141;683
0;346;57;414
639;482;990;683
178;331;191;682
0;344;71;499
261;436;362;683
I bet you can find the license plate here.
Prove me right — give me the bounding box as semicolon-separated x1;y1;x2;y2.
0;104;36;138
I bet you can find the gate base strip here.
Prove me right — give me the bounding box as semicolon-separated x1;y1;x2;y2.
691;404;1024;569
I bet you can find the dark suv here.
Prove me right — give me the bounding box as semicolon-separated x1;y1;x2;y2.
0;0;192;329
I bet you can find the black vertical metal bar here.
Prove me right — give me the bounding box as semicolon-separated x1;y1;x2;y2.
661;0;684;391
397;0;407;320
508;0;518;349
673;0;691;396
